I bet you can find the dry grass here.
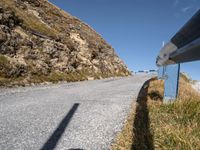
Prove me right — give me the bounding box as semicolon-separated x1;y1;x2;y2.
0;55;11;78
0;0;130;86
0;68;126;87
0;55;9;67
111;77;200;150
1;0;58;38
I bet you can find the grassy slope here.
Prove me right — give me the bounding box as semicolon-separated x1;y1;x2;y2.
111;77;200;150
0;0;130;87
0;0;58;37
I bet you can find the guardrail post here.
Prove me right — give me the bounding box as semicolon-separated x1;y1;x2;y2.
157;64;180;103
163;64;180;102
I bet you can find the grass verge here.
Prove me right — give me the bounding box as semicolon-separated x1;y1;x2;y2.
0;70;128;87
111;77;200;150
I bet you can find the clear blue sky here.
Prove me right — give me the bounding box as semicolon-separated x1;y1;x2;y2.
49;0;200;80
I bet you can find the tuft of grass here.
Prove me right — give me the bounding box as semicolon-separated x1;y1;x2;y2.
150;99;200;149
0;55;11;78
0;77;10;86
29;72;79;84
111;77;200;150
0;55;9;66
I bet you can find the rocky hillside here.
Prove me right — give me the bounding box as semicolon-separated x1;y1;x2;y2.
0;0;131;86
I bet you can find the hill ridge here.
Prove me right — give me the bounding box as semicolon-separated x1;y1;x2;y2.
0;0;131;86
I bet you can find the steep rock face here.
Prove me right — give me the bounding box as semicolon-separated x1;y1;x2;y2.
0;0;131;86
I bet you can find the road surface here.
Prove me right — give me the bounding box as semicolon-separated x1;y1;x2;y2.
0;74;151;150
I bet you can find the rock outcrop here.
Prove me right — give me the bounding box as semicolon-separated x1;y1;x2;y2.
0;0;131;86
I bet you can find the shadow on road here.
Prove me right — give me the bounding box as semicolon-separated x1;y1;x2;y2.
132;79;155;150
41;103;80;150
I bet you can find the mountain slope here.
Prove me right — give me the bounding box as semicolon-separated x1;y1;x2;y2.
0;0;131;86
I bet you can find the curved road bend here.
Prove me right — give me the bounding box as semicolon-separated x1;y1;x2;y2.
0;74;152;150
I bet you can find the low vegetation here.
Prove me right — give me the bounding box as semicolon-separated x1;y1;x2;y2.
0;69;126;87
111;76;200;150
0;0;131;87
0;55;10;78
1;0;58;38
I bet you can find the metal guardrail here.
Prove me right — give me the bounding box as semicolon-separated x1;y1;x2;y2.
157;10;200;66
156;10;200;102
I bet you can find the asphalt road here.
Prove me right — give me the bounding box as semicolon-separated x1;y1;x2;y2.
0;74;152;150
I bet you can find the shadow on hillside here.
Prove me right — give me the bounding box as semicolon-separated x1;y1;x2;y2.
132;79;155;150
41;103;80;150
